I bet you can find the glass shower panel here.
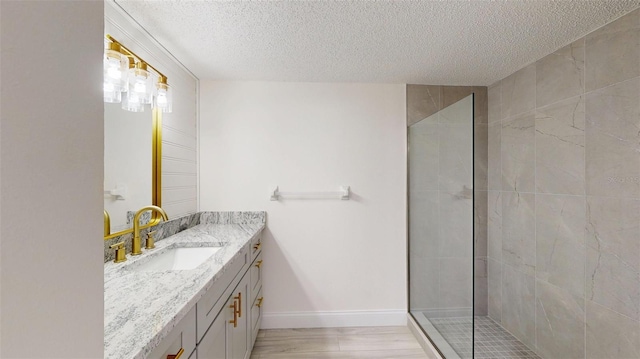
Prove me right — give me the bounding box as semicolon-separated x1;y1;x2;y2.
409;94;474;359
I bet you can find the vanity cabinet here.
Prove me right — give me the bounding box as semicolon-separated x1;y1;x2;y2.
196;231;263;359
199;272;249;359
147;306;197;359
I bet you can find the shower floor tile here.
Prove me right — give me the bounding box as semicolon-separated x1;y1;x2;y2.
428;316;540;359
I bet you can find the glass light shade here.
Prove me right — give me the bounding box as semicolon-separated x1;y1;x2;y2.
103;43;127;103
155;80;173;113
127;63;154;105
122;90;145;112
103;82;122;103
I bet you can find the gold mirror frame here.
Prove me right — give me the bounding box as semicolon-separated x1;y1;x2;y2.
104;109;162;240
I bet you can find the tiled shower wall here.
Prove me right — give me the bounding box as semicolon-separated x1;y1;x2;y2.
487;8;640;359
407;85;488;316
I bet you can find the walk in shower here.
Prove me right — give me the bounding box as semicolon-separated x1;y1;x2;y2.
407;86;539;359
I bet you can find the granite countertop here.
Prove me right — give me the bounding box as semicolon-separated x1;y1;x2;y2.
104;222;264;359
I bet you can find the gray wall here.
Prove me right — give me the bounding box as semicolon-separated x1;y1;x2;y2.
0;1;105;357
487;8;640;359
407;85;488;317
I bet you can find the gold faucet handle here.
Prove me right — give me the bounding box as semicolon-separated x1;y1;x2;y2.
109;242;126;263
145;230;157;250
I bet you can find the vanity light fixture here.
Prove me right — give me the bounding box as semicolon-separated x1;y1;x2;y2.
103;41;127;103
103;35;173;113
155;76;172;113
121;57;145;112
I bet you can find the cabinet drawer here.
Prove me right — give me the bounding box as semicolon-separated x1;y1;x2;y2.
197;245;249;343
251;286;263;344
250;252;262;293
147;306;196;359
250;232;262;262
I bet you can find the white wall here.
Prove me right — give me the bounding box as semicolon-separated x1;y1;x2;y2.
200;81;407;328
0;1;104;357
106;2;199;221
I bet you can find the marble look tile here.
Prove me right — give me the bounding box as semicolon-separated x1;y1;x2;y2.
407;85;441;126
409;190;439;258
586;196;640;272
535;96;585;195
585;78;640;198
535;280;585;359
487;122;501;191
409;254;439;311
535;194;586;298
475;257;488;316
488;258;502;323
488;82;501;124
487;191;502;261
501;111;535;193
474;190;488;258
536;39;585;108
585;9;640;92
501;64;536;119
475;124;489;191
439;93;473;126
474;86;488;125
440;86;487;124
439;124;473;191
502;265;536;349
586;300;640;359
586;246;640;320
501;192;536;276
439;191;473;258
408;121;439;191
441;86;473;112
439;257;473;310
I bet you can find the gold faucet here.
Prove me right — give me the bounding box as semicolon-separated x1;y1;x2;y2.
131;205;169;256
104;210;111;237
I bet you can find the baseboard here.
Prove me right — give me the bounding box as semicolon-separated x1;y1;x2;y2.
261;309;407;329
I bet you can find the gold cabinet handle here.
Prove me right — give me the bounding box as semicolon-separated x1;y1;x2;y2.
109;242;126;263
229;301;238;327
167;348;184;359
234;292;242;317
253;242;261;251
145;230;157;250
256;297;264;308
255;260;263;268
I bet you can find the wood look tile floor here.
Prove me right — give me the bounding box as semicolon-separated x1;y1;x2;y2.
250;326;430;359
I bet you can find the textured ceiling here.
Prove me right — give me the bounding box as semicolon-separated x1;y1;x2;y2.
115;0;640;86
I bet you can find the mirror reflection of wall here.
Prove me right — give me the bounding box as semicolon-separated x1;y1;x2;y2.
104;102;152;233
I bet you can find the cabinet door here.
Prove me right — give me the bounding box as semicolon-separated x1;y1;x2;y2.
197;300;230;359
147;307;196;359
227;272;250;359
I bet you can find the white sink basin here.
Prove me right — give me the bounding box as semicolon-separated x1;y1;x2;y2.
133;246;222;271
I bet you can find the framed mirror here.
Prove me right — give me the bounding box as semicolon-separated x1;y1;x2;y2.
104;107;162;239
